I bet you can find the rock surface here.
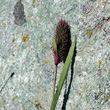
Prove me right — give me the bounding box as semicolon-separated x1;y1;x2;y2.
0;0;110;110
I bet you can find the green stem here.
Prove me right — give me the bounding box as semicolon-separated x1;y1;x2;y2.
52;65;57;101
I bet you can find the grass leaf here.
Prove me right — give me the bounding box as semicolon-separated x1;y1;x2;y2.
51;36;76;110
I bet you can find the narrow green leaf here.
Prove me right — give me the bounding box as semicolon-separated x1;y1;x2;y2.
53;38;57;52
51;36;76;110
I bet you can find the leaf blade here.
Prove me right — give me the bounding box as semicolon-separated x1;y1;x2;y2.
51;36;76;110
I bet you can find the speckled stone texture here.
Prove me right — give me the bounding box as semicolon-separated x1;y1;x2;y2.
0;0;110;110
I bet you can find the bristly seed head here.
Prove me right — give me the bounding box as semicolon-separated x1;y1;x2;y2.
53;19;71;66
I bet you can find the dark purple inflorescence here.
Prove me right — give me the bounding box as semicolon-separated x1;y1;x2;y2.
53;19;71;66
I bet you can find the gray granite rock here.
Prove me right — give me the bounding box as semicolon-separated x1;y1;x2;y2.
0;0;110;110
